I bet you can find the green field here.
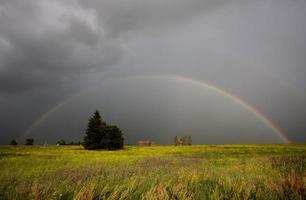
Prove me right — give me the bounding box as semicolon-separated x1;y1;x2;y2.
0;145;305;200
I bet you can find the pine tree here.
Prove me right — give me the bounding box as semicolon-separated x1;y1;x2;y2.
83;110;106;149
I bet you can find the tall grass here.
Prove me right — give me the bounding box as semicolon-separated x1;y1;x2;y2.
0;144;305;199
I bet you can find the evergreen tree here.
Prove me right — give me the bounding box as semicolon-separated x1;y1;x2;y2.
10;139;18;145
83;110;106;149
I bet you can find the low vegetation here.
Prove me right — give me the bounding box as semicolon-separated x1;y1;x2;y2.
0;144;305;199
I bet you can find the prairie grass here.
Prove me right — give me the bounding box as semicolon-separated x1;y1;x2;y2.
0;144;305;199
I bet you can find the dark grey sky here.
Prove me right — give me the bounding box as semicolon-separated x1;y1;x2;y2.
0;0;305;144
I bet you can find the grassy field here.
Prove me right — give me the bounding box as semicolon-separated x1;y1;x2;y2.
0;144;305;200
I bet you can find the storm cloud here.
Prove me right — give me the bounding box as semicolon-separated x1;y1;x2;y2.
0;0;229;93
0;0;305;144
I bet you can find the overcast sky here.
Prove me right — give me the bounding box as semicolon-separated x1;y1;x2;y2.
0;0;305;144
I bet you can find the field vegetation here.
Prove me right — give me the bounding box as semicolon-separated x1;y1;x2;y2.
0;144;305;200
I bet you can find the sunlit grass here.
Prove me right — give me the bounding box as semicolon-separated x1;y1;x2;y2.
0;144;305;199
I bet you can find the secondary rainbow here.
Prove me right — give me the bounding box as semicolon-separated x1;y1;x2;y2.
21;74;290;143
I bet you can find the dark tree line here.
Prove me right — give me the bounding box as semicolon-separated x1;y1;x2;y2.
83;110;124;150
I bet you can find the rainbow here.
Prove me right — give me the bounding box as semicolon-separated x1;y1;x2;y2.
157;75;290;143
21;74;290;143
19;92;85;141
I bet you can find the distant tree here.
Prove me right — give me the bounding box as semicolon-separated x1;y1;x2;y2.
10;139;18;145
174;136;178;146
83;110;124;150
25;138;34;145
182;136;187;145
187;136;192;145
174;136;192;146
57;139;66;145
